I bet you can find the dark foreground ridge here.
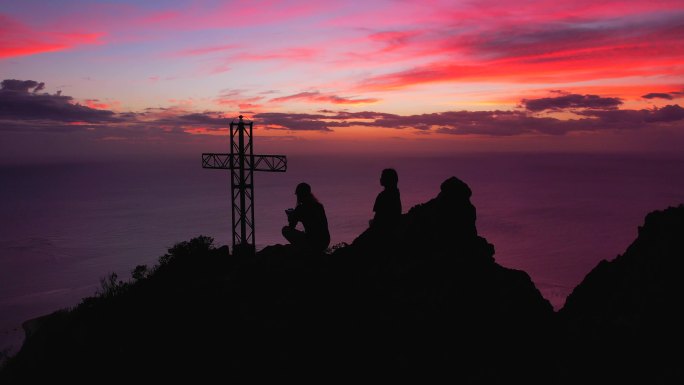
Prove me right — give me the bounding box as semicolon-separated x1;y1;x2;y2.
1;178;683;383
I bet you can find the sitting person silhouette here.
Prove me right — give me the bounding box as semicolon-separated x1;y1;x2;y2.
370;168;402;228
352;168;402;248
282;182;331;253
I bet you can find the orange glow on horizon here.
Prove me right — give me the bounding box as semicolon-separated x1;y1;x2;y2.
2;1;684;158
183;127;227;136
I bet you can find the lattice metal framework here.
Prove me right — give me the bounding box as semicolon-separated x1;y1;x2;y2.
202;154;287;171
202;116;287;250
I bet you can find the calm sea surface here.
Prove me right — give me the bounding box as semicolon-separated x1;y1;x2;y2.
2;152;684;353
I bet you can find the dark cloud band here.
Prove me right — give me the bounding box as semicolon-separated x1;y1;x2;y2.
522;93;623;112
2;80;683;139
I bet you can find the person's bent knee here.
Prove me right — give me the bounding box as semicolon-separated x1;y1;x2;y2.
283;226;302;245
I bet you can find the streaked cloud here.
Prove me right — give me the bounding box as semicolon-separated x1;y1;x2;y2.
176;44;241;57
270;91;379;105
215;89;265;111
253;112;338;131
0;13;102;59
3;0;684;158
4;80;682;139
355;9;684;90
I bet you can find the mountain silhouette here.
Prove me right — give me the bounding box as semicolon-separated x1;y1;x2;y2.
558;204;684;384
1;179;682;383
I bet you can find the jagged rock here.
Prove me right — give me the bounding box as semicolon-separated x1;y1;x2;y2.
7;178;682;383
559;204;684;384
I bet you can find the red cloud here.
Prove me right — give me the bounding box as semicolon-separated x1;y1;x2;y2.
83;99;111;110
354;8;684;90
184;127;227;136
0;14;102;59
358;49;682;91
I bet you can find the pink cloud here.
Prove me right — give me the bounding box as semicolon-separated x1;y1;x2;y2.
83;99;121;110
367;30;422;53
0;14;103;59
4;80;684;153
192;46;320;76
138;10;181;25
416;0;684;31
209;63;232;75
203;0;338;29
293;2;681;91
167;98;195;107
325;5;684;83
251;101;684;135
176;44;241;57
115;0;336;32
356;13;684;91
2;1;331;53
270;91;379;105
215;89;266;111
184;126;227;136
239;47;319;62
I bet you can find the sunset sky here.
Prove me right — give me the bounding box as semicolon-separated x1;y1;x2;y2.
2;0;684;162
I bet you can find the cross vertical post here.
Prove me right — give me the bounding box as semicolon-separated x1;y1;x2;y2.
231;115;254;247
203;115;287;256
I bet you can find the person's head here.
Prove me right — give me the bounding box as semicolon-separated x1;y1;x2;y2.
295;182;314;203
380;168;398;188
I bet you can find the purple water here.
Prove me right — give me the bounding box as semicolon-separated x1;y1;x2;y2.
2;152;684;354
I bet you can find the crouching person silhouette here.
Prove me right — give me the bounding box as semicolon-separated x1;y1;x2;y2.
282;182;331;253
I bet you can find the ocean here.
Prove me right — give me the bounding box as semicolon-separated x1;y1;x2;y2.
2;152;684;354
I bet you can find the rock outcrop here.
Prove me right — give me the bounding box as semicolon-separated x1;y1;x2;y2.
558;204;684;384
2;178;681;383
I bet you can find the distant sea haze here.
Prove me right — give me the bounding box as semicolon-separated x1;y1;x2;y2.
2;152;684;353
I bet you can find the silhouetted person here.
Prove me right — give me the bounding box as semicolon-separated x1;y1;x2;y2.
352;169;402;249
370;168;402;228
282;182;330;253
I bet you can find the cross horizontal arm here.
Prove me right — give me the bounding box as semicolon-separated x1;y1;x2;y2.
253;154;287;172
202;153;287;172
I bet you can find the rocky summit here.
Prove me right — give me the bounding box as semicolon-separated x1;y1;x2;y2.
1;178;682;384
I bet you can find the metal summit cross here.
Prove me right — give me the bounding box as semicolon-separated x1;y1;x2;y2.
202;115;287;255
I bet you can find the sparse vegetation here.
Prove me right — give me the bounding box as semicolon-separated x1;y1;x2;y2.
1;196;683;383
96;272;125;298
131;265;149;281
88;235;216;302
